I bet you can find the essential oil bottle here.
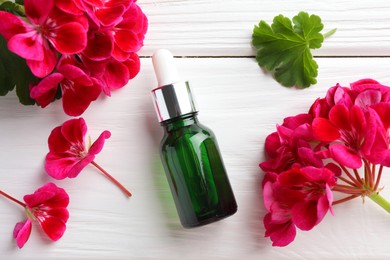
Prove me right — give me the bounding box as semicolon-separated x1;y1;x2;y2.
151;49;237;228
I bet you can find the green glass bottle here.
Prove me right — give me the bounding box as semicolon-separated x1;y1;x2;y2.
151;50;237;228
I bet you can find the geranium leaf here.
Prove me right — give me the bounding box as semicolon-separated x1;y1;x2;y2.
0;35;38;105
252;12;334;88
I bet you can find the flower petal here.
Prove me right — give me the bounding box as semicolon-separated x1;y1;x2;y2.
102;59;129;94
61;118;87;146
24;0;54;24
83;32;113;61
89;130;111;155
13;219;32;249
95;5;126;26
291;200;318;231
329;104;351;131
312;118;340;142
0;11;28;41
329;144;362;168
26;43;58;78
264;213;296;247
8;31;45;61
40;217;67;241
45;154;83;179
30;73;63;108
49;22;87;54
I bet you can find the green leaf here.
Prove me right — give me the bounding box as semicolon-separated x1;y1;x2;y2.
0;35;38;105
0;1;25;16
252;11;332;88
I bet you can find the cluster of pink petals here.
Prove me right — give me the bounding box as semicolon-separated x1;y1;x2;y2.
260;78;390;246
45;117;110;179
0;0;147;116
13;183;69;248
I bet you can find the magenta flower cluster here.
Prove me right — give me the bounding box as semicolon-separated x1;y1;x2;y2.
260;79;390;246
0;0;147;116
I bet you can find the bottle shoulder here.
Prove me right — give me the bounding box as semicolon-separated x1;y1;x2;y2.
160;122;216;149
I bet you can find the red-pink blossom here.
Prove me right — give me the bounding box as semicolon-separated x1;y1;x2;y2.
45;118;131;197
261;78;390;247
1;183;69;248
45;118;110;179
30;56;102;116
262;167;336;246
0;0;88;77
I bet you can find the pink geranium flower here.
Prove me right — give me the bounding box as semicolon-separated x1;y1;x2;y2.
261;78;390;247
0;182;69;248
30;56;102;116
263;167;336;247
45;118;131;197
0;0;88;77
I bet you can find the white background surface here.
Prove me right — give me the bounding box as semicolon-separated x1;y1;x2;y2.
1;0;390;259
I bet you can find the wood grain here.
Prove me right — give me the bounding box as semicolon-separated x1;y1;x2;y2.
1;58;390;259
139;0;390;56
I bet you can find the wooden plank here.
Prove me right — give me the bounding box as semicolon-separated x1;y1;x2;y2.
1;57;390;259
139;0;390;56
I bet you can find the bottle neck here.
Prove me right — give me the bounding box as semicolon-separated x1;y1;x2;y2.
161;112;198;132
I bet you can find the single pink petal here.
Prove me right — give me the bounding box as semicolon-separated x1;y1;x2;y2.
355;90;382;109
95;5;126;26
262;181;274;211
58;64;91;82
325;184;334;215
67;155;95;178
278;168;308;187
349;105;366;134
62;80;102;116
291;200;318;231
26;43;58;78
329;104;351;131
312;118;340;142
8;31;45;61
123;53;140;79
60;118;87;146
46;208;70;223
103;59;129;92
45;154;81;179
264;213;296;247
24;0;54;25
49;22;87;54
55;0;83;15
114;29;139;53
24;182;59;207
13;219;32;249
111;44;131;61
316;195;331;223
329;144;362;168
30;73;64;107
0;11;28;41
88;130;111;155
263;132;280;159
371;103;390;129
40;217;66;241
47;126;72;153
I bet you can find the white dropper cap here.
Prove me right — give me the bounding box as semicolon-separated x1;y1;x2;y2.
151;49;198;122
152;49;181;87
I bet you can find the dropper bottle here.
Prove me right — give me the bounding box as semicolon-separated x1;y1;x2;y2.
151;49;237;228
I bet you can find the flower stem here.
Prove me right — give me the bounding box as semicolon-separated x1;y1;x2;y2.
91;161;132;197
333;194;359;205
368;192;390;213
374;165;384;191
0;189;26;208
323;28;337;39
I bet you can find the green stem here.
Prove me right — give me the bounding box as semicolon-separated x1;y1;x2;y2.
323;28;337;39
368;192;390;214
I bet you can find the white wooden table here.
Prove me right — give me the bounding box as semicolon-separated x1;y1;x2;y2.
1;0;390;259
